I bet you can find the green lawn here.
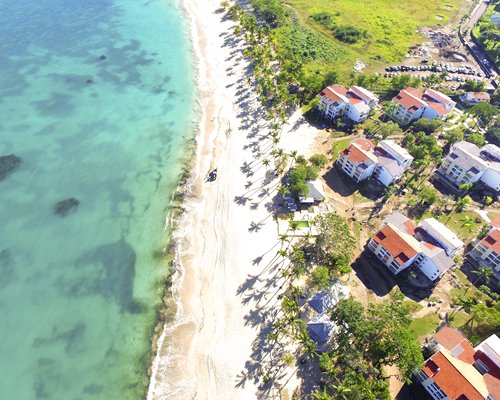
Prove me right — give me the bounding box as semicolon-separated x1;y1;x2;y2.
418;210;487;244
278;0;465;76
410;313;440;338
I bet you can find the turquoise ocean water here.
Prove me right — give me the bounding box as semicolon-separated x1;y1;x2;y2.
0;0;194;398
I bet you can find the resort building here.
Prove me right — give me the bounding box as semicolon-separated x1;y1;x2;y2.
437;141;500;192
318;84;379;124
337;138;413;187
337;138;378;182
468;217;500;285
299;180;326;206
390;87;456;124
367;213;462;281
460;91;491;105
415;326;500;400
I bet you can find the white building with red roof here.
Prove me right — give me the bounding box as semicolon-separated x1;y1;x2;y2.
337;138;413;186
461;91;491;105
318;84;378;123
415;326;500;400
469;223;500;285
337;138;378;182
390;87;456;124
367;213;460;281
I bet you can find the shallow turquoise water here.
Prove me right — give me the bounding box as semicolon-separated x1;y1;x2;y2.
0;0;194;398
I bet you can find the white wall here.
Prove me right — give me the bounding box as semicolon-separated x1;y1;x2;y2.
480;168;500;192
376;166;393;187
416;257;442;281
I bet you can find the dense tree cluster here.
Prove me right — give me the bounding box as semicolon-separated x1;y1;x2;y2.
402;131;442;168
314;213;356;271
313;294;424;399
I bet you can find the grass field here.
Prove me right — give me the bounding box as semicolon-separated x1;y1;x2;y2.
277;0;465;76
410;313;440;337
418;210;487;243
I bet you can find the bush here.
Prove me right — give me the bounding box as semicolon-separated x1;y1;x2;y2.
466;132;485;147
309;154;328;168
411;119;443;134
252;0;288;25
332;25;368;44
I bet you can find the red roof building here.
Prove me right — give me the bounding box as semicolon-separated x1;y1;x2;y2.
390;87;456;124
416;327;500;400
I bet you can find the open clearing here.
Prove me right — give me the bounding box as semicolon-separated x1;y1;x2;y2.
280;0;466;75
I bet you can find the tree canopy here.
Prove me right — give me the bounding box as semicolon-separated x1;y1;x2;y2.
470;102;499;126
402;131;442;167
313;294;424;399
314;213;356;269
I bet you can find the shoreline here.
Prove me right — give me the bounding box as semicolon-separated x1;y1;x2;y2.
147;0;324;398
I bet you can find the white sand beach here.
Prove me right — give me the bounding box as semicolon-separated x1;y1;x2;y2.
147;0;322;398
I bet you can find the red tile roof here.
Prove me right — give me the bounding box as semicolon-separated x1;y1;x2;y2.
482;229;500;254
340;144;371;164
433;326;475;363
484;373;500;400
392;88;427;113
423;351;485;400
426;88;454;105
490;216;500;229
348;97;364;105
348;85;376;102
372;224;418;265
426;100;450;116
470;92;491;101
403;220;415;235
320;88;346;103
352;138;375;151
434;326;469;350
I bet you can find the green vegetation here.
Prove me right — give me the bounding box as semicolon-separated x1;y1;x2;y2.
409;314;440;337
469;102;499;127
402;131;442;168
289;163;319;197
277;0;462;77
315;213;356;273
419;210;486;242
473;0;500;69
411;118;443;135
314;294;424;399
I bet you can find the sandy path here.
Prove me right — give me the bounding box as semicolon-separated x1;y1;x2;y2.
147;0;324;398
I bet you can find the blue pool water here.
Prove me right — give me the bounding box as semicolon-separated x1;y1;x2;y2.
0;0;194;398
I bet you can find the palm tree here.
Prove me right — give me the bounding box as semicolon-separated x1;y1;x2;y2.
278;185;289;197
262;159;270;169
472;265;494;286
460;216;476;233
313;388;332;400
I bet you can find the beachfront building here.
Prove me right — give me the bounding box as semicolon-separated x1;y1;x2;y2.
437;141;500;192
303;283;346;349
318;84;378;124
460;91;491;105
299;180;326;206
389;87;456;124
468;217;500;285
367;213;461;281
415;325;500;400
337;138;413;186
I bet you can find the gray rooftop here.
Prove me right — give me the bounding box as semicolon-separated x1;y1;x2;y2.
378;156;405;177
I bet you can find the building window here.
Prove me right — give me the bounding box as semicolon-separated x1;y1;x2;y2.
425;382;447;400
377;247;390;261
450;165;463;177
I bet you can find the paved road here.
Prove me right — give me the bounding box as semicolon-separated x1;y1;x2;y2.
459;0;499;86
